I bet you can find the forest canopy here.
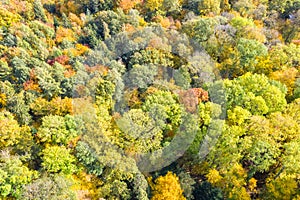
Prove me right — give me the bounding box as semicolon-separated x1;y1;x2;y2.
0;0;300;199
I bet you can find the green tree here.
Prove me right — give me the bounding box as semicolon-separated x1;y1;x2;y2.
182;17;220;43
0;153;38;198
125;64;158;89
37;115;79;145
35;64;62;99
116;108;163;154
268;0;300;14
75;141;104;176
142;90;183;133
21;174;78;200
223;73;287;114
178;172;196;200
33;0;47;22
41;146;77;174
0;60;11;81
222;38;268;78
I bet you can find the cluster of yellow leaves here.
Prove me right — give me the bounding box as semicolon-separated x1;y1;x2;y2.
206;169;222;184
54;0;79;15
30;97;73;117
199;0;221;15
270;67;299;97
0;111;32;149
266;174;299;199
155;15;171;28
149;171;186;200
69;13;84;27
248;178;257;192
63;43;90;57
72;172;103;200
146;0;164;11
0;8;21;27
118;0;142;13
0;93;7;109
206;164;251;200
56;26;76;43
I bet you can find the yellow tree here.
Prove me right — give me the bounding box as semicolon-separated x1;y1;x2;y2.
198;0;221;15
145;0;164;12
118;0;141;13
270;67;299;98
0;111;32;151
150;171;186;200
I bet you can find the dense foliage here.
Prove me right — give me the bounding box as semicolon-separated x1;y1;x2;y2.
0;0;299;199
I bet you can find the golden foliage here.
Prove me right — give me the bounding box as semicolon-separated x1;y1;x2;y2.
0;8;21;27
270;67;299;97
63;44;90;57
118;0;141;13
30;97;73;117
145;0;164;11
0;93;7;109
248;178;257;192
150;172;186;200
206;169;222;184
55;26;76;43
266;175;298;199
199;0;221;15
72;172;103;200
69;13;83;27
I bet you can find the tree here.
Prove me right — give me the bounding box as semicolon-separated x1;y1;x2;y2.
6;90;32;125
198;0;221;15
0;60;11;81
79;0;114;14
293;81;300;99
241;116;281;173
150;171;186;200
221;38;268;78
142;90;183;134
182;17;220;43
0;8;21;28
124;64;158;89
270;67;298;99
231;0;255;16
145;0;164;12
128;48;174;68
118;0;141;13
236;38;268;72
0;152;38;199
30;97;73;117
10;56;31;85
268;0;300;14
265;174;299;199
35;64;62;99
222;73;287;115
37;115;79;145
75;141;104;176
41;146;77;174
98;178;131;200
178;172;196;200
21;174;78;200
33;0;47;22
132;172;149;200
85;10;125;40
116;108;163;154
0;110;32;151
